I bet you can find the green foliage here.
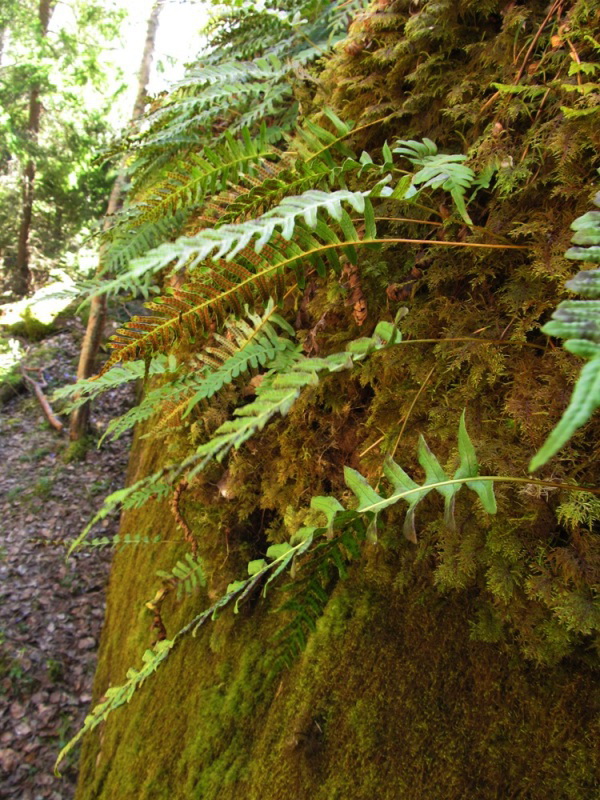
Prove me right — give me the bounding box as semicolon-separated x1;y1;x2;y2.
53;354;179;411
0;0;123;276
156;553;206;601
56;413;498;773
100;300;297;444
56;1;600;785
68;321;399;553
104;126;277;272
91;187;383;305
190;320;398;477
530;191;600;471
392;138;477;224
79;532;163;549
344;410;497;543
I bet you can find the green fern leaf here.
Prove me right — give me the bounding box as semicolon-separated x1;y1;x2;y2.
393;138;476;224
90;190;378;307
188;322;396;478
530;191;600;471
53;355;178;411
156;553;206;600
344;413;496;542
183;300;295;417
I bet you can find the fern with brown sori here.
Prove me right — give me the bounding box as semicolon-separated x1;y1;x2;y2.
95;192;377;375
98;245;287;376
130;126;278;226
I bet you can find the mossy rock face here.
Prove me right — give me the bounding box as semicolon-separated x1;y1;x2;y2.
77;475;600;799
75;1;600;798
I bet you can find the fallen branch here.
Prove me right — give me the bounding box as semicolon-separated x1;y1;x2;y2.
20;366;63;432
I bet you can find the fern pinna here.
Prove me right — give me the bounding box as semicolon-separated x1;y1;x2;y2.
98;301;296;444
530;190;600;471
56;413;496;774
67;320;400;556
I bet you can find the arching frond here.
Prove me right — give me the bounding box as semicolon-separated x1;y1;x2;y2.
530;191;600;471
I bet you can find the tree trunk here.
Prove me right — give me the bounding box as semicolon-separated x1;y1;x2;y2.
13;0;53;297
69;0;164;441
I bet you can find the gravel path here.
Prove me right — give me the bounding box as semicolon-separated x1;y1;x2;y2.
0;324;135;799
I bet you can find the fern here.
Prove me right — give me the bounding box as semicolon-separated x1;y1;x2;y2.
56;412;496;773
103;212;187;275
155;552;206;601
343;411;497;543
91;194;384;374
55;532;315;775
271;523;363;671
97;301;296;444
52;354;179;411
74;533;163;549
103;127;278;273
393;138;476;224
98;375;193;445
88;186;391;321
183;299;296;417
530;191;600;471
188;320;399;478
131;127;276;224
70;322;399;553
170;53;287;93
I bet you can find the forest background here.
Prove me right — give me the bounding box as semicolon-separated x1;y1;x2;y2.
1;0;600;799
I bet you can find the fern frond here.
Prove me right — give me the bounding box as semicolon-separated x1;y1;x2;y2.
99;298;296;444
530;191;600;471
155;552;206;601
343;411;497;543
271;524;363;671
171;54;285;93
103;212;186;274
53;355;178;411
183;299;296;417
55;638;176;774
99;374;193;445
131;127;277;224
92;189;379;307
55;531;316;774
132;301;298;441
96;249;288;375
75;533;163;549
73;322;400;554
56;411;495;770
189;321;399;478
393;138;476;224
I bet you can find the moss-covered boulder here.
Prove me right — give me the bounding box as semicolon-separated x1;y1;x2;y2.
73;1;600;797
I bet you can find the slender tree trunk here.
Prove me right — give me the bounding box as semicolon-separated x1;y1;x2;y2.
70;0;164;441
13;0;54;297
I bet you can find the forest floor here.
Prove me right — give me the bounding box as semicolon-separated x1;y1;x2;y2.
0;319;135;799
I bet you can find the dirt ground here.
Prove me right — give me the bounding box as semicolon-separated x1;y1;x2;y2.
0;322;135;799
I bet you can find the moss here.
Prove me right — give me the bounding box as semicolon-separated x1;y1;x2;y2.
62;435;95;463
75;1;600;797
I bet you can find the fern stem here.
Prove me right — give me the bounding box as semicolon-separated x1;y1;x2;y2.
304;113;399;164
367;216;443;227
359;476;600;516
389;365;436;462
390;337;546;352
312;237;528;252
